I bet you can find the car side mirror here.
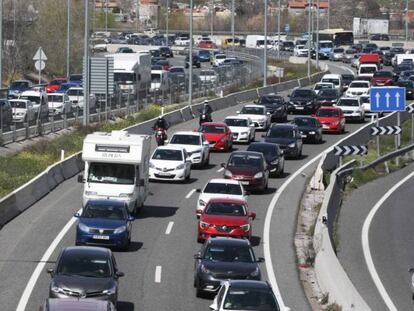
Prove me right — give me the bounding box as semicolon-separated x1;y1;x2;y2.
116;271;125;278
266;112;271;115
209;303;218;311
77;174;84;183
128;216;135;221
261;134;265;138
257;257;265;263
220;163;226;168
203;141;210;146
74;213;80;218
249;212;256;220
194;254;202;260
280;150;284;155
287;94;290;97
47;269;54;276
236;111;240;114
196;188;202;192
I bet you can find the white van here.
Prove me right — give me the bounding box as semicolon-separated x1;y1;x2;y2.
320;74;343;93
150;70;170;93
358;64;378;78
78;130;151;215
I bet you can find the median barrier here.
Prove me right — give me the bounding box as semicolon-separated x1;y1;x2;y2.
46;164;65;190
257;86;276;97
224;94;239;108
164;110;183;127
298;77;311;87
180;106;193;121
232;89;258;103
61;153;83;180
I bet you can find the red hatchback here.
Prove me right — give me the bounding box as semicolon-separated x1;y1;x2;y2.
198;122;233;151
197;198;255;242
46;78;67;93
314;106;345;134
198;40;216;49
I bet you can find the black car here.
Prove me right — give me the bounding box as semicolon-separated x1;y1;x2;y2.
150;49;161;57
341;74;355;90
263;124;303;158
293;116;323;144
288;88;318;114
47;246;124;304
159;46;173;58
395;64;413;76
151;56;166;65
399;70;414;80
193;237;264;296
0;99;12;128
256;94;288;122
247;142;284;176
185;54;201;68
383;52;395;66
316;89;340;106
115;47;134;54
396;80;414;99
370;33;390;41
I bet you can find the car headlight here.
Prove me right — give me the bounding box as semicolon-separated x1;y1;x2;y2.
250;267;260;277
199;199;206;206
176;163;185;170
201;265;211;274
224;170;233;177
240;224;250;231
200;221;210;229
84;191;97;196
103;287;117;295
332;121;340;125
309;131;316;135
271;158;279;164
78;223;90;233
191;148;202;154
241;132;248;135
114;225;127;234
288;143;296;148
254;172;263;179
119;193;133;198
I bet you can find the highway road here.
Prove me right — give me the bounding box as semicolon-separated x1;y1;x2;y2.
0;61;368;311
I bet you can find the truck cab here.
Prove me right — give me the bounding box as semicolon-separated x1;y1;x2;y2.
78;130;151;215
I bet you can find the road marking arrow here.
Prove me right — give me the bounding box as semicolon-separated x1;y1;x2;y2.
395;92;400;108
385;92;390;108
375;92;380;108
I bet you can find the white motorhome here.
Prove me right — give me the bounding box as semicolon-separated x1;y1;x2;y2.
246;35;269;49
395;54;414;66
150;70;170;93
78;130;151;215
107;53;151;96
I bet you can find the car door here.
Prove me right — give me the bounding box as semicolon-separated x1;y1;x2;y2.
201;134;209;158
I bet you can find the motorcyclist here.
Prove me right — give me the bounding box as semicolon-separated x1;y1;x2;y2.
153;115;169;131
202;100;213;115
199;101;213;124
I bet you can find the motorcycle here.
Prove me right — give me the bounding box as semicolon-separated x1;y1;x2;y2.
154;128;167;146
199;108;212;125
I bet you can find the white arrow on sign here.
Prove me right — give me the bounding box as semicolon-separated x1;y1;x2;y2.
375;92;380;108
33;47;48;61
395;92;400;108
385;92;390;108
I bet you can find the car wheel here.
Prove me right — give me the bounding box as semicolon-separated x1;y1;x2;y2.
205;154;210;167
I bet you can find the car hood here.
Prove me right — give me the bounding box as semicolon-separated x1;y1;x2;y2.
201;214;248;226
336;105;359;111
263;137;295;146
79;218;126;229
150;159;182;169
12;108;27;113
317;116;340;123
168;143;201;153
48;102;64;107
317;96;337;101
347;87;368;92
227;166;261;176
228;126;250;133
296;125;318;132
290;96;313;103
52;275;115;295
201;260;258;274
203;133;226;141
239;114;266;121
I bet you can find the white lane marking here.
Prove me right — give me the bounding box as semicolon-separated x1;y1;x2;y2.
185;188;196;199
165;221;174;235
16;208;82;311
217;167;224;172
263;118;374;310
155;266;162;283
361;171;414;311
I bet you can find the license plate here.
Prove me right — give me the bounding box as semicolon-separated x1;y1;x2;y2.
323;125;329;129
301;135;307;138
93;235;110;240
241;181;249;185
157;172;171;176
295;106;304;110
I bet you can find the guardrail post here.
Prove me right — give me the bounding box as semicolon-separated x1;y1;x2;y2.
116;104;121;118
127;88;131;115
63;112;67;129
0;129;3;146
96;107;101;123
24;122;29;139
11;124;16;142
74;108;79;124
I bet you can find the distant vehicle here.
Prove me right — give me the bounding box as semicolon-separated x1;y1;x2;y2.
370;33;390;41
75;200;134;250
155;59;171;71
211;54;227;66
396;80;414;99
314;106;345;134
198;40;216;49
168;131;210;167
199;69;218;84
313;82;334;95
150;70;170;93
370;70;394;86
47;246;124;304
19;89;49;120
329;48;345;61
115;47;135;54
198;122;233;152
40;298;116;311
294;45;308;57
10;99;37;123
262;123;303;158
335;97;365;122
185;54;201;68
91;39;108;53
175;36;190;46
317;29;353;46
247;142;285;177
69;74;83;86
341;74;355;90
159;46;174;58
342;49;357;63
237;105;271;130
222;37;240;48
316;40;334;59
293;116;323;144
321;74;343;93
7;80;33;99
316;89;340;106
198;49;211;62
66;87;97;111
345;80;370;97
0;99;12;127
287;88;318;114
47;93;72;116
46;78;67;93
55;82;79;94
256;94;288;122
224;116;256;143
358;64;378;78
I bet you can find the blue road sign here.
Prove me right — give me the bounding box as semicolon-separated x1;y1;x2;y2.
370;87;406;112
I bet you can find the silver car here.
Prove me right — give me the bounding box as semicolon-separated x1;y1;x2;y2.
330;48;345;61
342;49;357;63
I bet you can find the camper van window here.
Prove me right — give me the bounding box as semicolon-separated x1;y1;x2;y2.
114;73;136;82
20;96;41;104
88;163;135;185
151;74;161;82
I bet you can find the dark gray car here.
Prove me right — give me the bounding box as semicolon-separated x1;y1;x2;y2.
47;246;124;305
193;237;264;297
247;142;285;177
263;124;303;158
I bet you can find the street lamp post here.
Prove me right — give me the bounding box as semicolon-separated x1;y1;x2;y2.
231;0;235;52
327;0;330;28
67;0;71;78
136;0;140;32
264;0;268;87
83;0;90;126
210;0;214;37
0;0;3;88
189;0;193;107
277;0;281;59
406;0;409;42
307;0;312;78
105;0;108;32
316;0;320;69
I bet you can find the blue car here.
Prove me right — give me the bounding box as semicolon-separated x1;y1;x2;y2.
75;200;134;250
198;50;211;62
69;73;83;86
7;80;32;98
55;82;79;93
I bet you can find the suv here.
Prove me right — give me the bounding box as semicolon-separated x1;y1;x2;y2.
185;54;201;68
7;80;33;99
288;88;318;114
263;124;303;159
256;94;288;122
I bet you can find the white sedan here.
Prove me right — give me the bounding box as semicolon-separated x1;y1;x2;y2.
47;93;72;116
67;87;97;111
149;146;191;182
345;80;370;97
237;105;271;130
168;131;210;167
224;116;256;143
335;97;365;122
10;99;37;123
196;178;248;217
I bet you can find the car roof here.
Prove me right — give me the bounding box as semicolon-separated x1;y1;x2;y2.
207;237;251;247
248;142;278;148
350;80;370;84
206;178;241;185
207;198;247;205
227;280;271;289
243;104;265;108
154;145;185;152
319;106;341;110
172;131;202;136
225;115;250;120
63;246;111;257
230;150;264;157
85;199;126;207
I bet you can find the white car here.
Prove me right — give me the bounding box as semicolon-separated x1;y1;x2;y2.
149;146;191;182
175;36;190;46
358;64;378;78
10;99;36;123
335;97;365;122
168;131;210;167
66;87;97;110
313;82;334;95
224;116;256;143
196;178;248;216
199;69;218;84
294;45;308;57
212;54;227;67
237;105;271;130
345;80;370;97
47;93;72;116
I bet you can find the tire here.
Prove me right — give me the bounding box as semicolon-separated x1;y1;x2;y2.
205;154;210;167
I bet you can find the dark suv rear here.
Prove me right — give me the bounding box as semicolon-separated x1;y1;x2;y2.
256;94;288;122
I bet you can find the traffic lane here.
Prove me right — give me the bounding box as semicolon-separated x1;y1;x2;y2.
337;163;414;310
369;166;414;310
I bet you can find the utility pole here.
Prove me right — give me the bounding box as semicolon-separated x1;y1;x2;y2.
231;0;235;52
0;0;3;87
307;0;312;78
136;0;140;32
316;0;320;69
67;0;71;78
105;0;108;32
83;0;90;126
189;0;193;106
277;0;281;59
166;0;169;40
210;0;214;37
406;0;409;42
327;0;330;28
264;0;268;87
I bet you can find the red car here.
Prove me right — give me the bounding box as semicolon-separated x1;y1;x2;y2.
198;122;233;151
46;78;67;93
197;198;255;242
198;40;216;49
313;106;345;134
370;70;394;86
156;60;171;71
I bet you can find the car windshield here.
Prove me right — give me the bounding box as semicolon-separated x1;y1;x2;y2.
199;125;226;133
67;89;83;96
247;144;278;158
349;82;369;88
373;71;392;77
337;99;359;107
223;288;279;310
320;42;333;48
204;245;255;263
241;107;264;115
267;128;294;139
170;134;200;145
203;182;243;195
200;70;215;76
152;149;183;161
360;97;370;104
20;96;40;104
321;78;340;86
360;67;377;74
292;90;313;97
82;203;127;220
48;95;63;102
170;67;184;73
151;74;161;82
205;202;247;216
225;119;248;127
10;81;28;88
294;118;317;127
10;101;27;108
88;163;135;185
70;74;82;81
318;89;337;97
228;154;263;168
345;50;355;54
315;84;332;90
50;80;64;85
317;109;339;117
333;48;344;53
57;253;111;278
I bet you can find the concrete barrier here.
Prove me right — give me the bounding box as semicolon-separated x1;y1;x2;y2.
232;89;258;103
298;77;311;87
180;106;194;121
257;86;276;97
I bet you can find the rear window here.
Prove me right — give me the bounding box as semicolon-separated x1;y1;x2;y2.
321;78;340;86
203;182;242;195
